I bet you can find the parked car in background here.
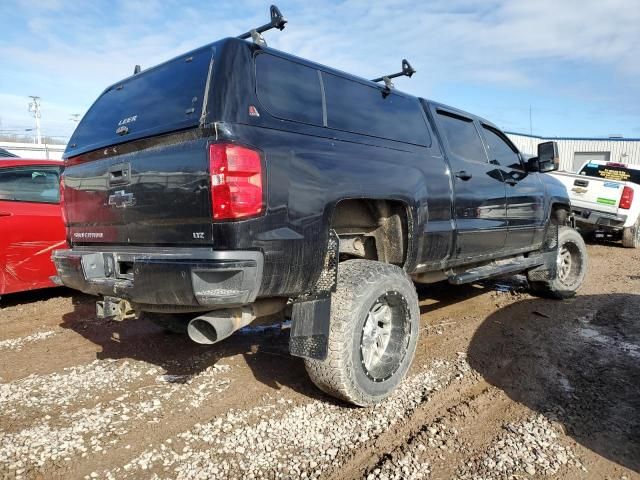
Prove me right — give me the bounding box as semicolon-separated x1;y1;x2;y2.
551;161;640;248
0;159;66;298
0;148;20;158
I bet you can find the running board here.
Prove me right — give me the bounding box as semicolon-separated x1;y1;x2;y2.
448;256;546;285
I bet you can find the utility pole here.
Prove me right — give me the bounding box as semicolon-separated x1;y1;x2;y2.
529;105;533;136
28;96;42;144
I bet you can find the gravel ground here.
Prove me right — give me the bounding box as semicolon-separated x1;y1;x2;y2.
0;242;638;479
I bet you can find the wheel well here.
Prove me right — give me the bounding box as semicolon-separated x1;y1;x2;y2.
551;204;571;226
331;199;409;266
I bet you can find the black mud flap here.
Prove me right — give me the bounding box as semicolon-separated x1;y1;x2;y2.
527;223;559;282
289;230;339;361
290;299;331;360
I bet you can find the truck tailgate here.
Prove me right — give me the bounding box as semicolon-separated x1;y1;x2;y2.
552;172;623;214
64;135;213;245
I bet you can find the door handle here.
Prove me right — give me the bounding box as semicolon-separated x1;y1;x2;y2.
504;177;518;186
0;211;12;217
455;171;472;181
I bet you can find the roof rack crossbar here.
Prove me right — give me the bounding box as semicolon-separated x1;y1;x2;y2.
237;5;287;45
371;59;416;90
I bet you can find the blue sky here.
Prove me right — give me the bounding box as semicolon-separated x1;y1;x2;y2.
1;0;639;141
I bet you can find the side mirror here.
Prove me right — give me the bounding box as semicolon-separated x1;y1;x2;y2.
536;141;559;172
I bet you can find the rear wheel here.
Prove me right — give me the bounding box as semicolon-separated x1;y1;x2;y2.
622;217;640;248
304;260;420;406
528;226;587;299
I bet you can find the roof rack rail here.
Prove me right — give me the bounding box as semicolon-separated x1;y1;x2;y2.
371;59;416;92
237;5;287;47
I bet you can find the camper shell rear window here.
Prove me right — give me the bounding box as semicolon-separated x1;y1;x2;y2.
66;47;215;158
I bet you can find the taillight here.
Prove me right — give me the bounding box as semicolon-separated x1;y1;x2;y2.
59;174;70;243
59;175;68;225
208;143;263;220
620;186;634;210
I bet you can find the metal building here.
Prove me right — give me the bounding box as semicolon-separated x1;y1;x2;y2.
0;141;65;160
506;132;640;172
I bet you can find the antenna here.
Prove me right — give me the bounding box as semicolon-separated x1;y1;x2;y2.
371;59;416;92
237;5;287;46
27;96;42;144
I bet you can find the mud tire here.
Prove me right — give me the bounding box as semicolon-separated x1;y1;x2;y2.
622;217;640;248
528;226;587;299
304;260;420;406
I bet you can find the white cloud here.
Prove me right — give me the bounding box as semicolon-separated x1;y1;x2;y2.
268;0;640;81
1;0;638;138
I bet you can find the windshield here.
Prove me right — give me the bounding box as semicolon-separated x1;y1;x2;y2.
579;163;640;186
66;47;214;158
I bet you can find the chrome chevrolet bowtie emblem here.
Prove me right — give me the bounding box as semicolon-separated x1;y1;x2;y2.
108;190;135;208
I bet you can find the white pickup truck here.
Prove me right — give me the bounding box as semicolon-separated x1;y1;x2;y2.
550;160;640;248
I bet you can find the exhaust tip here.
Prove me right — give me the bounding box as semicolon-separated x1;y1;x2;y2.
186;301;286;345
187;318;219;344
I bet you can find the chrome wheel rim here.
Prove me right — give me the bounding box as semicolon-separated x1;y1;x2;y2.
557;241;582;287
557;245;572;283
359;292;410;382
361;301;392;372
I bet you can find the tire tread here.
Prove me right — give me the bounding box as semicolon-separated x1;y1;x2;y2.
622;217;640;248
528;226;587;299
304;260;418;406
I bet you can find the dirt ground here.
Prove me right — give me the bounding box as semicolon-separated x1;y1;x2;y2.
0;242;638;480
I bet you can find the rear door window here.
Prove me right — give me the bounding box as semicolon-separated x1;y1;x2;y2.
436;111;487;162
67;47;214;156
0;167;60;203
323;73;430;145
255;53;324;126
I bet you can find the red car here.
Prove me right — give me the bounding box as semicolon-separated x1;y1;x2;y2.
0;159;66;297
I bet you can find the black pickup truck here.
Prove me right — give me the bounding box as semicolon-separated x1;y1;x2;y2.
54;7;587;405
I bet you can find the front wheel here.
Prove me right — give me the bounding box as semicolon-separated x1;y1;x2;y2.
622;217;640;248
304;260;420;406
528;226;588;299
